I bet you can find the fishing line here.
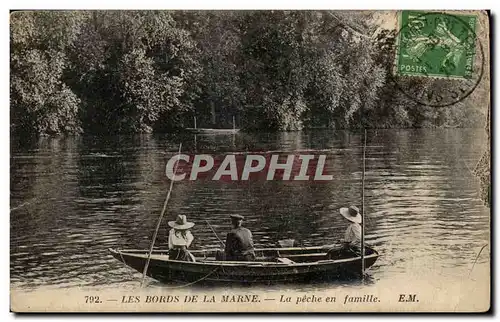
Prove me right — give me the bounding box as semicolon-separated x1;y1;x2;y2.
468;243;488;278
141;266;221;289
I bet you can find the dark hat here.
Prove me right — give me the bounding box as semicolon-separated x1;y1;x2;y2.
230;214;244;220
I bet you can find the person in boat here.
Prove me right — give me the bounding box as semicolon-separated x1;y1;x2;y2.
338;205;362;255
167;215;196;262
223;214;256;261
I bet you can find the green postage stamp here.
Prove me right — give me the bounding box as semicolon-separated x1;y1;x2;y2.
397;11;477;78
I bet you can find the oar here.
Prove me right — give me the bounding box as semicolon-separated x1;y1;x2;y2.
205;220;225;248
141;143;182;287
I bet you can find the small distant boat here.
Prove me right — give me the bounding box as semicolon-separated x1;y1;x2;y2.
109;245;379;284
185;128;239;135
185;115;239;134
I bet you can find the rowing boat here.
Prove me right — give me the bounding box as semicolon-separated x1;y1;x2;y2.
109;245;379;284
185;128;239;134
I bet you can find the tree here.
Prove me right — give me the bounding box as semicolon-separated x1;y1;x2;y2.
175;11;244;128
66;11;201;133
10;11;85;135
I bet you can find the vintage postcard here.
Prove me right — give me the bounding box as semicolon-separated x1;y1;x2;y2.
10;10;490;312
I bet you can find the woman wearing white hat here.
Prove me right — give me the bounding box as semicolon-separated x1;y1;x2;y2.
339;205;362;253
168;215;196;262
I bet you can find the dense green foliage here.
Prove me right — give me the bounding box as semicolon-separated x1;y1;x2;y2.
10;11;486;136
11;12;85;135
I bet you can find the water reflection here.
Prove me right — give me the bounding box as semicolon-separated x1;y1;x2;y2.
10;129;489;289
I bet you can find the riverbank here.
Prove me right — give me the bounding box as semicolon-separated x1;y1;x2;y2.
474;109;490;207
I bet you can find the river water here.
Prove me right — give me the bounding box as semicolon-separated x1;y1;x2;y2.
10;129;490;290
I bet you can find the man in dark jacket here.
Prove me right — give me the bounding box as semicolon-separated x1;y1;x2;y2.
224;214;256;261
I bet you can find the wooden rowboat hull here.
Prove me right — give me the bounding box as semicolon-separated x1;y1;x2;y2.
109;245;379;284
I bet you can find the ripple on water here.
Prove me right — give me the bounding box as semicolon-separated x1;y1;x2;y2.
10;129;489;289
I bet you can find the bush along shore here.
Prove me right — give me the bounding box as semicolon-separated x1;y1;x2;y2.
474;108;490;207
11;11;488;136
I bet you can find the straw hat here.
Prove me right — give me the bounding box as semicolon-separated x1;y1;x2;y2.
339;206;362;224
230;214;244;220
168;215;195;230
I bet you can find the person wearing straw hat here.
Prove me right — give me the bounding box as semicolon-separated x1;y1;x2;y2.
168;215;196;262
339;205;362;254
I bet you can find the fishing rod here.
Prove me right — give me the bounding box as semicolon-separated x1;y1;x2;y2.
361;128;367;278
205;220;226;248
141;143;182;288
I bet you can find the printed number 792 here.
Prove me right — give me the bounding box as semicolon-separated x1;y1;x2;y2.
85;296;101;304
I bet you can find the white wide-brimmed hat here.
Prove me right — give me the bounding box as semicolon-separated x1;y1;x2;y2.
339;206;362;224
168;215;195;230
